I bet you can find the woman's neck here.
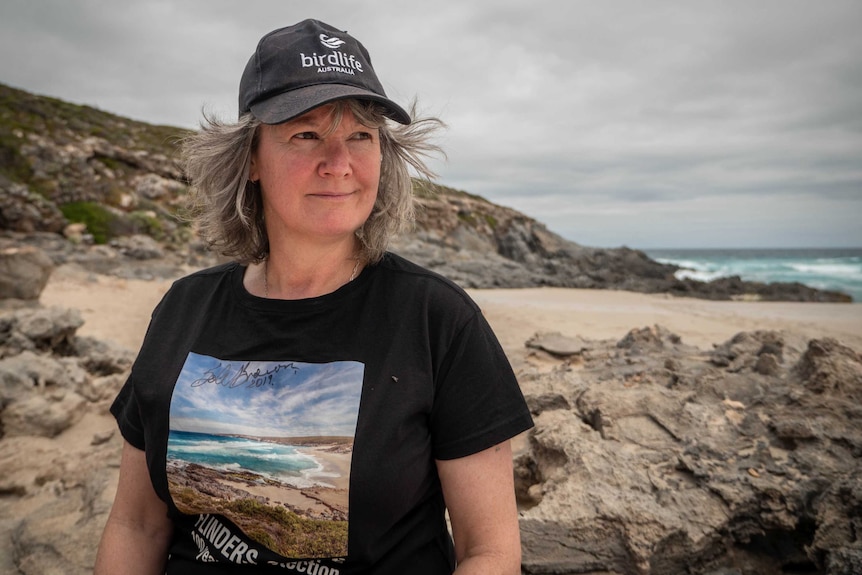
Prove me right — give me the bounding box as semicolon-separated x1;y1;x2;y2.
249;240;363;300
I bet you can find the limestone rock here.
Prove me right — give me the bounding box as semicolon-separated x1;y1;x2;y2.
0;300;130;573
0;350;71;403
0;177;67;234
133;172;186;200
14;307;83;350
526;332;592;358
794;338;862;397
0;306;129;440
109;233;165;260
516;327;862;574
73;336;135;377
0;245;54;300
3;392;87;437
616;324;681;355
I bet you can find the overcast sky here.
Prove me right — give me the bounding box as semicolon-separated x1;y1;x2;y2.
1;0;860;249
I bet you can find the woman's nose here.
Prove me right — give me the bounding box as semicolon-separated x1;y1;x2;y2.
319;140;352;177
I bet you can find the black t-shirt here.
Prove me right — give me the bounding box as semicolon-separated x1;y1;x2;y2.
111;252;533;574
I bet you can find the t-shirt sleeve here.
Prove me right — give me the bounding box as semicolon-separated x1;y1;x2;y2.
110;375;146;449
109;292;171;451
429;310;533;460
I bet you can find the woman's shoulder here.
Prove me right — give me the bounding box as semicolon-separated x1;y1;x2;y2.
376;252;479;311
377;252;460;287
173;261;239;285
158;261;241;305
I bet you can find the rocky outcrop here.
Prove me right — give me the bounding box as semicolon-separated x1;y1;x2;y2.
514;327;862;574
390;188;852;302
0;307;133;436
0;306;132;574
2;230;209;282
0;175;67;233
1;303;859;574
0;244;54;300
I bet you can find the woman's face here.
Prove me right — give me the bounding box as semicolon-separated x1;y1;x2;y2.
250;104;381;248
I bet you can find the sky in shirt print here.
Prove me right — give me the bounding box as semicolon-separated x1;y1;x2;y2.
169;352;364;438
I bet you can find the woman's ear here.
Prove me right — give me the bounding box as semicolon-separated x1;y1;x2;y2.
249;154;259;183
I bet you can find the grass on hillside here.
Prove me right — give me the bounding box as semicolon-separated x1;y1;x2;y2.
0;82;188;188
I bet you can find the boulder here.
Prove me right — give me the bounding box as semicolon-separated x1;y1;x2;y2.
109;234;165;260
2;391;87;438
526;332;592;358
11;307;84;353
0;245;54;300
794;338;862;398
133;172;186;200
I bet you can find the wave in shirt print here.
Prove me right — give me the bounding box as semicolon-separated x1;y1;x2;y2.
167;430;339;488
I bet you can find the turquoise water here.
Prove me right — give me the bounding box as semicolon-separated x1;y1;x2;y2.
168;430;319;481
644;248;862;303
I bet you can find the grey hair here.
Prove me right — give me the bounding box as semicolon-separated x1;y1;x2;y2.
181;100;444;264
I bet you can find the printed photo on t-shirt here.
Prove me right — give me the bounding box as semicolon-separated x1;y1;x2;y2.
167;352;363;561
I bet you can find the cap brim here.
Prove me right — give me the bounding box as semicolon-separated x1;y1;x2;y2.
248;84;411;125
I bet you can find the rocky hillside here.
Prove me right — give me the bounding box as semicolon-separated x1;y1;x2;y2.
0;83;188;241
0;82;851;302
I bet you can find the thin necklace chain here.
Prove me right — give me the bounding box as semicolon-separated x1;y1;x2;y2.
264;258;360;298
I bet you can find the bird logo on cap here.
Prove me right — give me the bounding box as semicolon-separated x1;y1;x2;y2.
319;34;346;49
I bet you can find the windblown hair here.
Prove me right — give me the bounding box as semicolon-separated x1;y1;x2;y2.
181;100;444;264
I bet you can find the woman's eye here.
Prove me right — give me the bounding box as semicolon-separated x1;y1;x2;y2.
294;132;317;140
352;132;373;141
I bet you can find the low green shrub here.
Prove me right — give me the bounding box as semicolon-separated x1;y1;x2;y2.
59;201;116;244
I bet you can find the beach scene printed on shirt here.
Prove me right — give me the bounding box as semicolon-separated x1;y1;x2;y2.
167;352;363;560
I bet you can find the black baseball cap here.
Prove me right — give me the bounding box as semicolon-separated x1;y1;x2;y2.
239;19;411;125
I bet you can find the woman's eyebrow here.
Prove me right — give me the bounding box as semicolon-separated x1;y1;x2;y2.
284;119;320;130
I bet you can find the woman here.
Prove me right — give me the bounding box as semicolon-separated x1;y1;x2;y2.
95;19;532;574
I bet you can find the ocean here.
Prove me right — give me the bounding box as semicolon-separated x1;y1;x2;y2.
643;248;862;303
167;430;334;488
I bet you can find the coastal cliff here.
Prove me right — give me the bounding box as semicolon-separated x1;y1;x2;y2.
0;82;851;302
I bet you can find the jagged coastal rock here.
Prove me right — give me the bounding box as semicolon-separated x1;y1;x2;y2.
1;305;860;574
0;306;133;574
513;327;862;574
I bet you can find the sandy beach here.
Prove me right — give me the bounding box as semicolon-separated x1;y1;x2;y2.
468;287;862;354
40;265;862;357
224;446;350;511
